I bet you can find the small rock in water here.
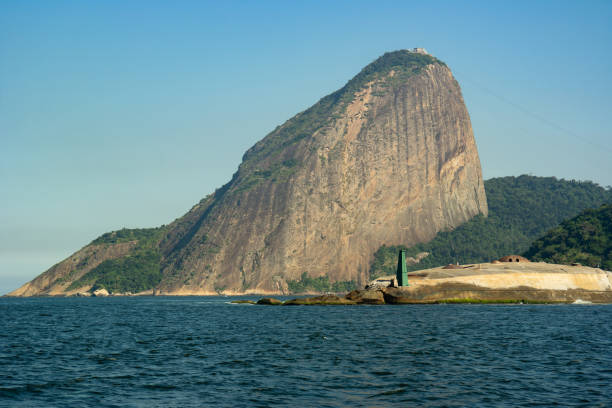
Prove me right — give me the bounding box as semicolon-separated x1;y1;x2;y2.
283;295;356;305
256;298;283;305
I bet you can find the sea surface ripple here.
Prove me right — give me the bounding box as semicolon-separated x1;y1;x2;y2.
1;297;611;407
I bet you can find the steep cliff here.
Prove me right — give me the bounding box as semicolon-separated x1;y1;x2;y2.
10;49;488;296
156;49;487;294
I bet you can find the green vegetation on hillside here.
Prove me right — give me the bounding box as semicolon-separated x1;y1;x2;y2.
70;227;167;293
240;91;338;166
235;159;300;193
287;272;358;293
338;50;443;105
73;250;162;294
370;176;612;278
524;204;612;270
91;227;163;245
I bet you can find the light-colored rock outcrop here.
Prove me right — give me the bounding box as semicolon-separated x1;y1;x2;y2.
400;262;612;291
378;262;612;303
92;288;110;297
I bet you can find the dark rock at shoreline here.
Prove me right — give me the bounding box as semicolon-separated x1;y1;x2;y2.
252;261;612;305
256;298;283;305
381;287;427;304
345;289;385;304
283;295;356;305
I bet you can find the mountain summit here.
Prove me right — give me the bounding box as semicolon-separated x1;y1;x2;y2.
11;50;488;296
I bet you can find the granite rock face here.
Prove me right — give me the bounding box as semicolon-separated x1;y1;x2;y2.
10;50;488;296
156;50;487;294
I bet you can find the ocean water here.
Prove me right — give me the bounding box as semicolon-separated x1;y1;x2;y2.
0;297;611;407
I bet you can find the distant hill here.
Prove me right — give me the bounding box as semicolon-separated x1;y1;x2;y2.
370;175;612;278
524;204;612;270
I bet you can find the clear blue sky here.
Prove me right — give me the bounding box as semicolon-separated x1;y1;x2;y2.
1;0;611;294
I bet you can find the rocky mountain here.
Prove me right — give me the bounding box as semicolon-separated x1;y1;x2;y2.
10;49;488;296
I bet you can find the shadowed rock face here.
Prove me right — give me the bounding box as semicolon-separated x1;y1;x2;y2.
156;51;487;294
10;50;488;296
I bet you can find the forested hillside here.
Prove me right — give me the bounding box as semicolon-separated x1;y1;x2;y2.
370;176;612;278
66;227;166;293
524;204;612;270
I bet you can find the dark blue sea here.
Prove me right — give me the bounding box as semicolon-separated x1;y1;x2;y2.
1;297;611;407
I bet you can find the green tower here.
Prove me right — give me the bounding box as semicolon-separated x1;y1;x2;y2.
396;249;409;287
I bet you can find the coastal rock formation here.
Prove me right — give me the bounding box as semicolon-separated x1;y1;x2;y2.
10;49;488;296
380;261;612;303
345;289;386;304
283;295;356;305
92;288;110;297
257;262;612;305
256;297;283;305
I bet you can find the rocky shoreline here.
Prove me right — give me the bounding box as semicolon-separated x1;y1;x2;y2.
235;285;612;306
234;261;612;305
7;262;612;303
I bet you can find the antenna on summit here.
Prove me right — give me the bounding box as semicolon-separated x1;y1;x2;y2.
410;47;429;55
